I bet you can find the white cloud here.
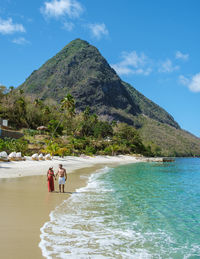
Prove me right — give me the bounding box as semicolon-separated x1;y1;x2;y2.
179;75;189;86
158;59;179;73
41;0;83;18
175;51;189;61
88;23;109;39
12;37;30;45
63;21;74;31
189;73;200;92
179;73;200;93
111;51;152;76
111;66;133;76
0;17;25;34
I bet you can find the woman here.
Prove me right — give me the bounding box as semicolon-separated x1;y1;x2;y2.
47;167;55;192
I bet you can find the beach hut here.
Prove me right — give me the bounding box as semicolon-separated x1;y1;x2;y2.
37;126;48;131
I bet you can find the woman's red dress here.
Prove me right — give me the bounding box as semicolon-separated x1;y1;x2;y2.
47;170;54;192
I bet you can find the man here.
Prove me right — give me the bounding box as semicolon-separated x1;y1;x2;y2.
56;164;67;193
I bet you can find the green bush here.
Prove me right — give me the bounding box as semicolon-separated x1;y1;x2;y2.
57;147;70;157
104;146;112;155
85;145;96;155
24;129;39;136
93;121;113;138
0;138;28;155
48;120;64;136
0;139;6;151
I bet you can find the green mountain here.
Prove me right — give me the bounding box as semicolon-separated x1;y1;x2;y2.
19;39;200;156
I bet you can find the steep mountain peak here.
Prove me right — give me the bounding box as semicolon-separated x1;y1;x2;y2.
60;38;90;55
19;39;179;129
63;38;89;48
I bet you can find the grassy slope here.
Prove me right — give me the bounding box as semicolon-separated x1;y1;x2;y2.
137;115;200;156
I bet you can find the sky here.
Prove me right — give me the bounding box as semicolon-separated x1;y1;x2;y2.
0;0;200;137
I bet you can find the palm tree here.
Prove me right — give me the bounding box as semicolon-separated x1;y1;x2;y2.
43;106;50;115
0;85;7;98
19;89;24;95
8;86;14;98
16;97;26;116
34;98;43;108
50;94;76;139
83;106;90;121
61;94;75;119
9;86;14;93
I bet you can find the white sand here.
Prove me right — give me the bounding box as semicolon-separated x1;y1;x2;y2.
0;155;146;258
0;155;142;179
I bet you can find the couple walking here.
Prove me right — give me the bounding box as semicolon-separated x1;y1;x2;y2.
47;164;67;193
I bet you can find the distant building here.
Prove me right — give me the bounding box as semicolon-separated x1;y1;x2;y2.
0;118;23;139
0;118;8;127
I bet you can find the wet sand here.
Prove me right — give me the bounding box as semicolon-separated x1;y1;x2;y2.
0;165;104;259
0;155;140;258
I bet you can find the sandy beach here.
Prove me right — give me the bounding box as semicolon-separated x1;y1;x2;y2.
0;155;140;259
0;155;139;179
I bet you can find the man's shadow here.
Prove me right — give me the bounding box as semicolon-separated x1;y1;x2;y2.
52;191;74;194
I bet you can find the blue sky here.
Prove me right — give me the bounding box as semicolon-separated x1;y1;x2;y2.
0;0;200;137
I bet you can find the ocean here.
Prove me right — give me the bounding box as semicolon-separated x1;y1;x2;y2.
39;158;200;258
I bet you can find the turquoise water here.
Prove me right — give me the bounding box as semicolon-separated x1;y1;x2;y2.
40;158;200;258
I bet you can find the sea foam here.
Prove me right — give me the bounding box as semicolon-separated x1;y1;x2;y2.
39;161;200;259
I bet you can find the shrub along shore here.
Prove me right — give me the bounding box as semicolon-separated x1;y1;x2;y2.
1;89;198;157
0;91;156;157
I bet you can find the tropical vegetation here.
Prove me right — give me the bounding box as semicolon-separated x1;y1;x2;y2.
1;39;200;157
0;88;153;156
